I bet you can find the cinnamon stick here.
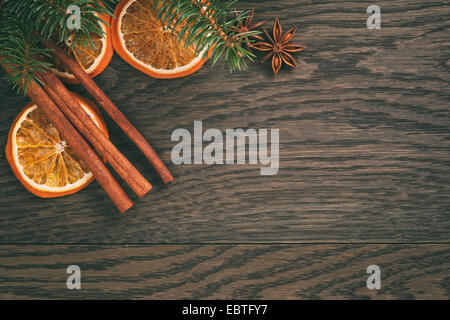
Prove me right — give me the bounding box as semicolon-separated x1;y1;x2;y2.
42;40;174;184
37;70;152;198
1;65;134;213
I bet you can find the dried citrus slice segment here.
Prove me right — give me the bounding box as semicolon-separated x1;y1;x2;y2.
5;93;108;198
49;12;114;84
111;0;206;78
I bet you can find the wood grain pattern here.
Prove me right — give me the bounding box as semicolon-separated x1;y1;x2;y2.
0;0;448;243
0;245;448;299
0;0;448;299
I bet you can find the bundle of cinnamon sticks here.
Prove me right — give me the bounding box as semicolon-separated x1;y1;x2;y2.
2;41;173;213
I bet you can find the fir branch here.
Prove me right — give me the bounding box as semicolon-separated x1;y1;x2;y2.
154;0;261;72
3;0;115;49
0;12;51;94
0;0;116;94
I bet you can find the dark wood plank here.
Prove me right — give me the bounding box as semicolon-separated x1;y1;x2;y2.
0;244;448;299
0;0;448;243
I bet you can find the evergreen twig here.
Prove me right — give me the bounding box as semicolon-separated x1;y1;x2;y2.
0;14;51;94
0;0;117;94
154;0;261;72
0;0;260;95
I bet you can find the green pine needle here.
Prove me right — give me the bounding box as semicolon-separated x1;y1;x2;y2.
0;13;51;94
0;0;117;94
154;0;261;72
0;0;259;96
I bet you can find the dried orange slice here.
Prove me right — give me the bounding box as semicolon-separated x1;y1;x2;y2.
111;0;206;78
49;12;114;84
5;93;108;198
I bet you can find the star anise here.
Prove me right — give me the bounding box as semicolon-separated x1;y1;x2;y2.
233;9;265;51
251;18;306;75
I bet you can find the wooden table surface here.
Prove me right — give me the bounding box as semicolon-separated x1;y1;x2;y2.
0;0;448;299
